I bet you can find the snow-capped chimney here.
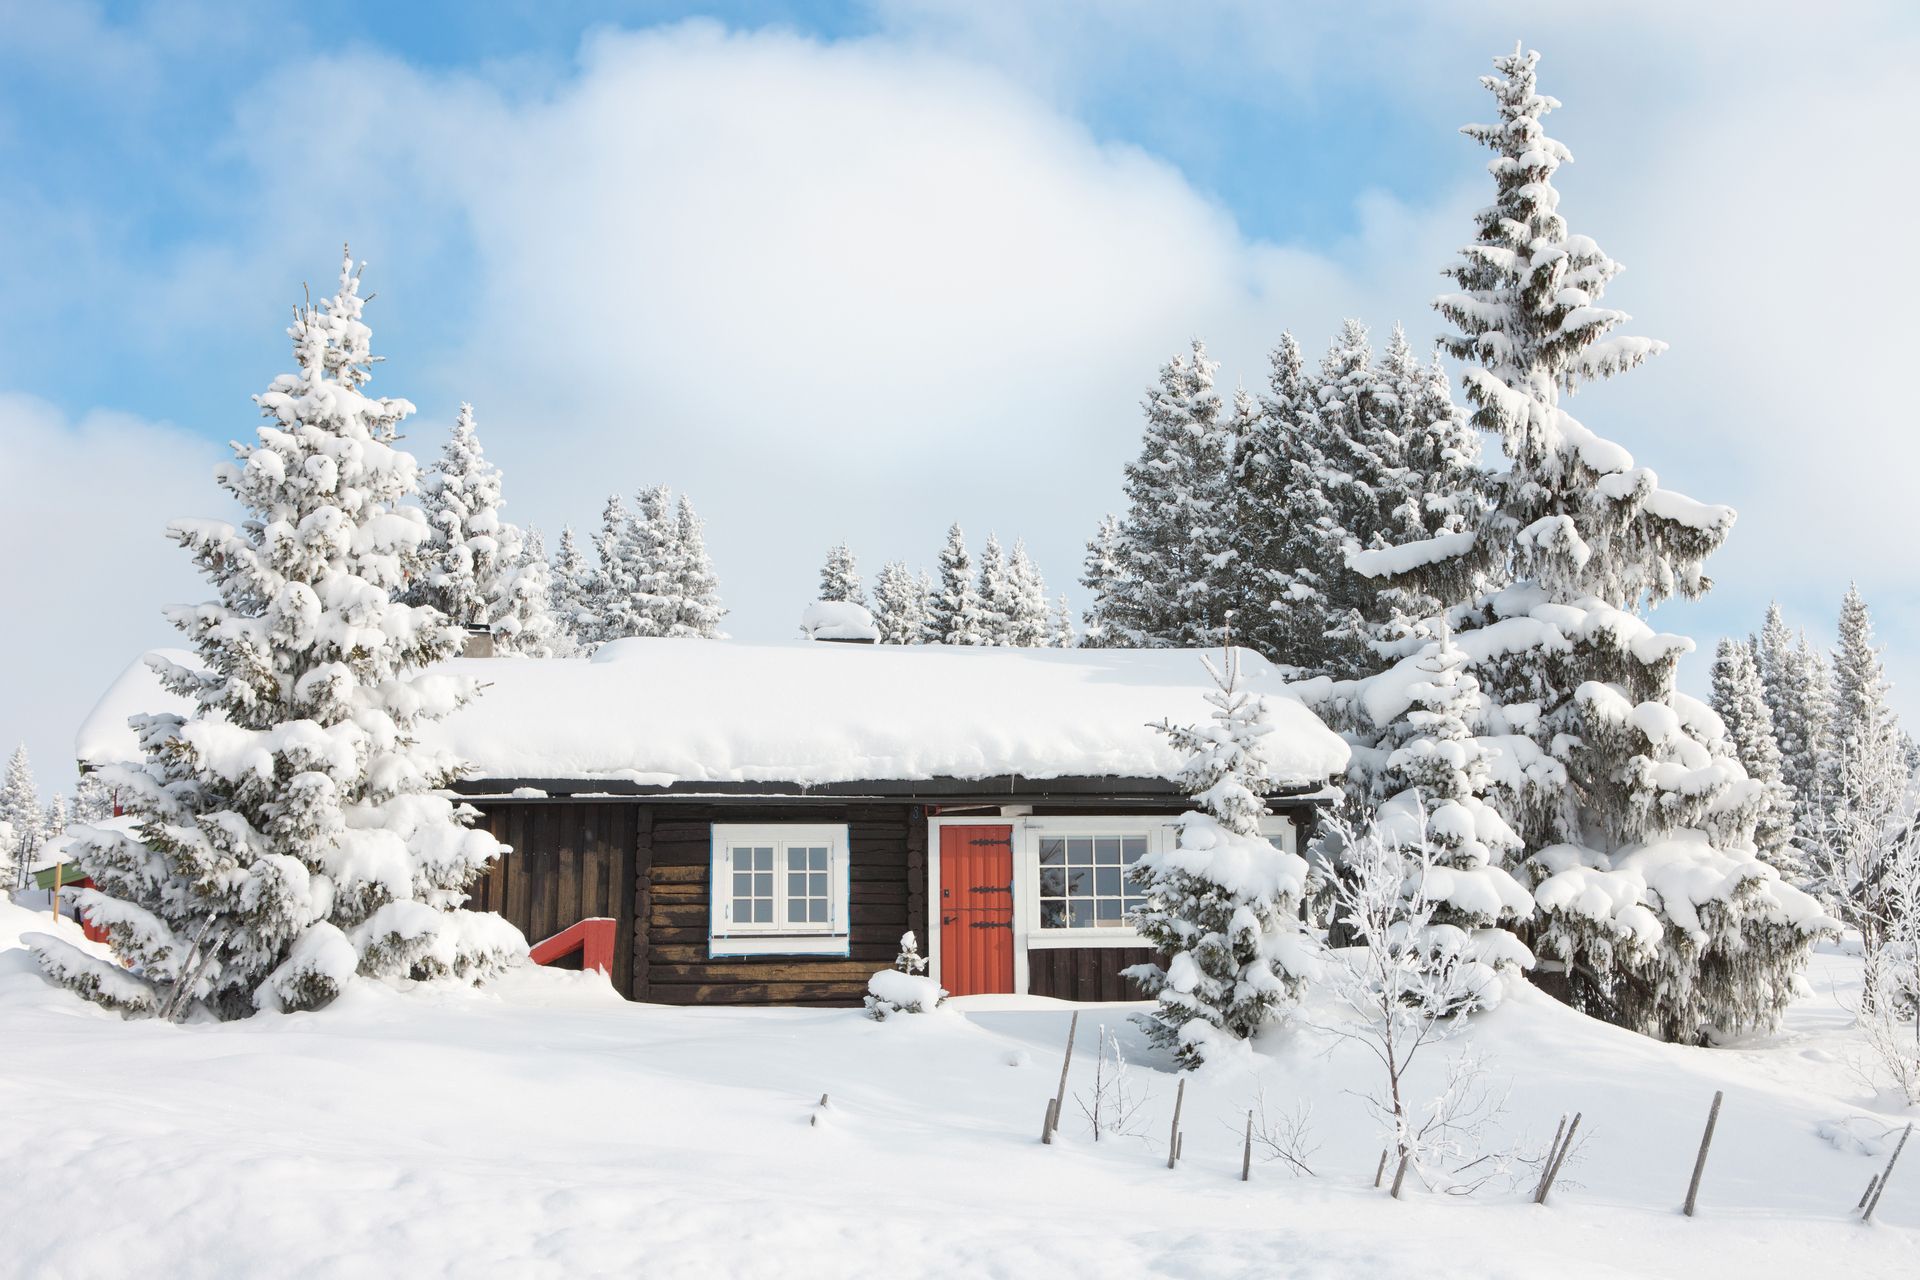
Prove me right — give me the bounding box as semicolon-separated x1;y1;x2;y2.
461;624;496;658
800;601;879;644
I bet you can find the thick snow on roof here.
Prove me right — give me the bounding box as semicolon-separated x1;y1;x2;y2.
75;640;1349;790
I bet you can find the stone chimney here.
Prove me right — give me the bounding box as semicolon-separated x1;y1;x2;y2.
461;624;495;658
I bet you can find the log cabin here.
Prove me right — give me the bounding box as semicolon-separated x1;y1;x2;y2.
75;637;1350;1006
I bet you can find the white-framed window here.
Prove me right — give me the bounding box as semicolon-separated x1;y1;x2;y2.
1022;815;1298;946
709;823;850;957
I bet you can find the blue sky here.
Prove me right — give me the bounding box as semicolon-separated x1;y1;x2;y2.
2;1;1916;793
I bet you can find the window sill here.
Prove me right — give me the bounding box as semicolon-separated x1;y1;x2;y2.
708;933;851;958
1027;929;1147;949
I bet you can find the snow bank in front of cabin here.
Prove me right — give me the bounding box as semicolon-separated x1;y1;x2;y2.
0;911;1912;1279
77;640;1350;790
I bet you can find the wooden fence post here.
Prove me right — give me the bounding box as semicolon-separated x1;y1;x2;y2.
1241;1110;1253;1182
1167;1078;1186;1170
1682;1092;1724;1218
1389;1152;1410;1199
1043;1011;1079;1146
1536;1112;1581;1205
1862;1123;1912;1224
1373;1149;1388;1188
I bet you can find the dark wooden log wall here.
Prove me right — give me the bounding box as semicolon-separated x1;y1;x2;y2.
1026;946;1157;1002
467;801;639;998
639;801;922;1007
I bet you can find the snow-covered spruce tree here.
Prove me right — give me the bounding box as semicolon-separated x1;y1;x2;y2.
548;524;596;649
492;524;571;657
72;771;115;826
1709;637;1798;877
871;560;927;645
819;542;866;609
1127;650;1316;1068
1078;513;1125;649
1050;594;1076;648
663;493;724;638
628;484;678;638
926;523;986;645
1004;539;1050;647
1352;46;1828;1041
1;745;42;890
1108;340;1234;649
30;252;524;1019
1818;586;1909;950
409;402;503;629
1227;333;1317;664
1755;602;1827;852
1367;630;1536;1002
43;793;67;843
976;533;1014;646
585;494;638;645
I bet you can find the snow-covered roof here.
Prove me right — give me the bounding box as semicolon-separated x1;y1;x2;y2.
75;639;1349;791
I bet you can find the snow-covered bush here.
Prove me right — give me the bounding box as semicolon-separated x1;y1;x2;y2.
1127;650;1317;1068
1313;819;1509;1193
865;931;945;1019
32;250;525;1021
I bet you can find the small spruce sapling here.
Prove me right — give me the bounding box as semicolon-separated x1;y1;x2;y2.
1127;648;1316;1068
864;930;945;1020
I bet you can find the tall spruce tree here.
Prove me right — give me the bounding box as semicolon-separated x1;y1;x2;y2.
493;524;570;657
1004;539;1051;647
1351;46;1827;1041
1755;602;1827;850
629;484;678;638
1050;594;1075;648
548;525;595;648
1078;514;1125;649
72;771;115;826
411;403;504;629
1108;340;1235;649
872;560;927;645
1710;637;1799;878
1;745;40;890
1127;650;1314;1068
32;251;522;1019
586;494;638;644
976;533;1014;646
819;543;866;609
926;524;986;645
663;493;725;638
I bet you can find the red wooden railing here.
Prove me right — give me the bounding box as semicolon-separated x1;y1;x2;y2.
529;917;618;976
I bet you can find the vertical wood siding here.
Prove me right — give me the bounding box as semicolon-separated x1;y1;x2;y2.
466;801;638;998
1025;946;1157;1002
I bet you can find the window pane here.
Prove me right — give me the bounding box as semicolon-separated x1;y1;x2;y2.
755;847;774;870
789;873;807;896
1068;899;1092;928
753;900;771;923
1040;900;1066;929
1096;899;1122;923
1067;838;1093;865
733;896;752;920
788;900;806;924
809;873;827;897
733;872;752;895
754;873;772;896
809;900;828;923
788;848;806;871
1095;838;1120;864
1096;868;1120;896
1067;868;1091;895
810;848;828;871
1123;837;1147;863
1038;838;1064;866
1039;867;1065;895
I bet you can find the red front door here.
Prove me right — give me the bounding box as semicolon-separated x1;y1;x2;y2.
939;824;1014;996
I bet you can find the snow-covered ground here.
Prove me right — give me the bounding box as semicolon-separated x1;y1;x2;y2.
2;897;1913;1280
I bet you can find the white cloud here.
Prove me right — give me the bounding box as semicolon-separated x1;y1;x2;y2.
0;395;211;791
